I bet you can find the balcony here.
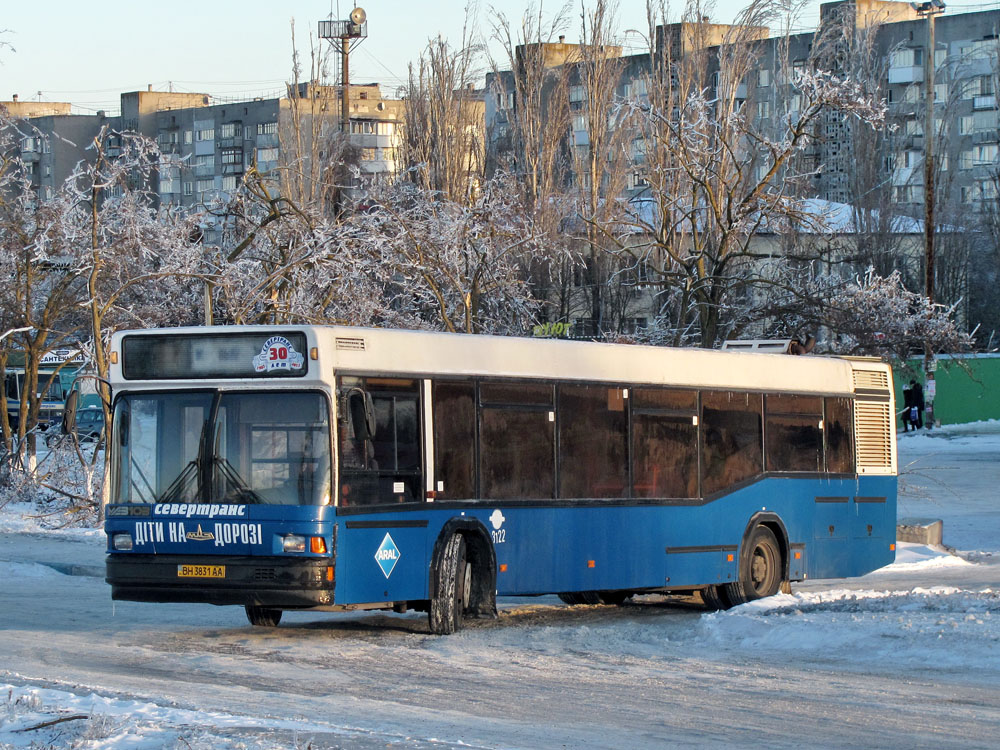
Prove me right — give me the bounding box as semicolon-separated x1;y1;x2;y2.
222;163;244;175
973;95;997;110
888;66;923;84
193;164;215;177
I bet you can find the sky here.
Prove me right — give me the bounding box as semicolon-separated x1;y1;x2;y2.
0;0;834;116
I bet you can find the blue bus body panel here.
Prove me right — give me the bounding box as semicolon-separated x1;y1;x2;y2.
106;474;896;605
332;474;897;602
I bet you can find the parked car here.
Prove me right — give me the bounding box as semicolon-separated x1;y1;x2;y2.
45;406;104;447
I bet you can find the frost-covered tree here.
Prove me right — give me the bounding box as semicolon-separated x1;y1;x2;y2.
402;28;486;205
610;0;887;347
768;267;973;360
354;173;551;334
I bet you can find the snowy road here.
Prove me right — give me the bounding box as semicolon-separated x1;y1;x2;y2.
2;425;1000;749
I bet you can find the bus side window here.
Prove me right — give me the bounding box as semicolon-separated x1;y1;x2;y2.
338;379;423;505
824;397;854;473
557;385;627;499
432;381;476;500
701;391;763;496
480;381;555;500
765;394;823;473
632;388;699;498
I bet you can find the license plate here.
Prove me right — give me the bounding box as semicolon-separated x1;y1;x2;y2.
177;564;225;578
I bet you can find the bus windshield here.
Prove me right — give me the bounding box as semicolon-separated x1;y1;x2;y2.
112;391;331;506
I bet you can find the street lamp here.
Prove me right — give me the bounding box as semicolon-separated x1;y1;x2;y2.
318;8;368;133
911;0;944;426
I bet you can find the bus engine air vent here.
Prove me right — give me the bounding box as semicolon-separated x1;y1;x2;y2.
854;400;893;473
253;568;277;582
852;369;889;392
335;337;366;351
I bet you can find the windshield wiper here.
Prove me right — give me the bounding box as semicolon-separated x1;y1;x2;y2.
213;456;264;504
157;460;200;503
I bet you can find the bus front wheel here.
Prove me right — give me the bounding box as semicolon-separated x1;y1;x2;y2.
429;533;470;635
722;525;783;607
245;605;282;627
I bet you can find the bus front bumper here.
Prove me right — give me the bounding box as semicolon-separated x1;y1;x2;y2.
106;554;335;607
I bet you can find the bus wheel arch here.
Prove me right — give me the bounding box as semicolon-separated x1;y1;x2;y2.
722;512;789;607
428;518;497;634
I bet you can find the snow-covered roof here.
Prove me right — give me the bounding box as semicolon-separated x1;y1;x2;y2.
623;196;926;235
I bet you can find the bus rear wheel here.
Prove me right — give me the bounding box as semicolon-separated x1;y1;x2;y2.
722;525;783;607
245;605;282;627
429;534;469;635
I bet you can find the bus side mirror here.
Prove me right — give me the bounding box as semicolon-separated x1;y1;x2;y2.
62;391;79;435
348;389;376;440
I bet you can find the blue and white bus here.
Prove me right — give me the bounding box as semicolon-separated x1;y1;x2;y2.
103;326;897;633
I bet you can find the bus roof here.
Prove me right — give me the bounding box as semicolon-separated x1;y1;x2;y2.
110;325;882;397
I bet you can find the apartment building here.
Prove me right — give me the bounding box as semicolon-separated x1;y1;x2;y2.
485;0;999;336
488;1;999;213
2;82;404;212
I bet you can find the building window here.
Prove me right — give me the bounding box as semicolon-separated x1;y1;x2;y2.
256;147;279;163
257;121;278;135
195;128;215;142
184;130;193;145
758;69;770;87
219;123;237;138
221;149;242;166
569;84;585;103
361;148;376;161
974;143;997;165
183;181;193;196
196;178;214;193
894;184;923;203
757;100;771;119
221;175;238;191
890;47;922;68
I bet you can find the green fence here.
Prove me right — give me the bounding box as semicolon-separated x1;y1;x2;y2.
892;354;1000;426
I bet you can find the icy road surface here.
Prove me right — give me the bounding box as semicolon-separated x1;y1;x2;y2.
1;423;999;749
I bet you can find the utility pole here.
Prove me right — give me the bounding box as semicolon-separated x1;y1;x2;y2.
912;0;945;427
319;7;368;134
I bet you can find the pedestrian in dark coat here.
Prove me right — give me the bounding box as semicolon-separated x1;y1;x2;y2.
910;380;925;429
901;384;913;432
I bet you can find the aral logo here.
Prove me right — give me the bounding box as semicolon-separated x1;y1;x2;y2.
374;533;401;578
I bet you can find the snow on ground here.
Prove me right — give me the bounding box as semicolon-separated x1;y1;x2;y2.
1;684;326;750
1;421;999;748
0;501;102;539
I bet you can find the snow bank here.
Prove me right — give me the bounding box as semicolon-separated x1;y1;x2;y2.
699;586;999;672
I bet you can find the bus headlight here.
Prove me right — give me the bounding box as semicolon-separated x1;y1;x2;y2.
282;534;306;553
112;533;134;551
